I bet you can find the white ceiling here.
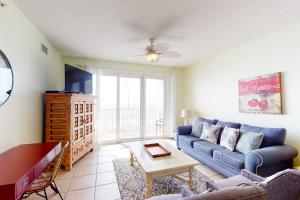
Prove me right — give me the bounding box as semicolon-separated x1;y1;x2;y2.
13;0;300;67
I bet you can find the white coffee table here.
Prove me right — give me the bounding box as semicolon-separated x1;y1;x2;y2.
125;140;199;198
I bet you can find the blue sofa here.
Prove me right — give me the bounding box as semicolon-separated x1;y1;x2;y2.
176;117;298;177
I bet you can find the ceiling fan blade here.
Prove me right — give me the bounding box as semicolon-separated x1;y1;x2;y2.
132;47;146;50
153;43;171;51
145;45;152;51
132;54;147;57
123;20;149;37
160;51;181;58
152;15;184;39
128;36;148;43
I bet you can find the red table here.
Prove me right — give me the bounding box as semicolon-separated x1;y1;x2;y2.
0;142;61;200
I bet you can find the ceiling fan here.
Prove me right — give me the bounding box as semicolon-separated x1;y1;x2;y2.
140;38;181;62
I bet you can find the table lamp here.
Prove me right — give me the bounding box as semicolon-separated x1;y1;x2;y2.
181;109;192;125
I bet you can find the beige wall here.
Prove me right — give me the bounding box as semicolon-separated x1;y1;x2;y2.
183;22;300;165
62;56;185;125
0;0;62;152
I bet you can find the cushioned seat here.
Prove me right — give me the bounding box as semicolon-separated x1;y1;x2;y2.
193;141;225;156
213;149;245;170
178;135;201;148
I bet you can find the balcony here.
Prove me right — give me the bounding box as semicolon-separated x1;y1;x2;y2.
98;107;164;141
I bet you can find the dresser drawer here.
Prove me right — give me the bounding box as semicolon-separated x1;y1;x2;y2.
78;142;85;156
72;145;79;161
72;142;85;161
16;170;34;197
84;136;94;150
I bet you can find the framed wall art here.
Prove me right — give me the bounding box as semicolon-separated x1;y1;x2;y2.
238;72;282;114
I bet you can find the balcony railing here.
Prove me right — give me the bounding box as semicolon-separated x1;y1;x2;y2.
98;107;164;138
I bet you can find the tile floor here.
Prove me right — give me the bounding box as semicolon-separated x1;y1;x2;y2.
27;139;225;200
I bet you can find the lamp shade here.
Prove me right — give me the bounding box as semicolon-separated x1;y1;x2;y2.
181;109;192;118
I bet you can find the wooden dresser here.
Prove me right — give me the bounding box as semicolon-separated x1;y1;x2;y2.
0;143;61;200
44;93;96;170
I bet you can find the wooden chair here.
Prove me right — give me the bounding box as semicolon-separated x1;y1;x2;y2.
21;141;69;200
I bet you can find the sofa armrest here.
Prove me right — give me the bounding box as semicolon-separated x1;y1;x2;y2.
176;125;192;135
241;169;265;182
181;186;194;197
245;145;298;173
175;125;192;148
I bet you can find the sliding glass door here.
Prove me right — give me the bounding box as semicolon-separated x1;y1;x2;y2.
119;77;141;139
98;73;166;143
145;78;165;137
98;75;117;141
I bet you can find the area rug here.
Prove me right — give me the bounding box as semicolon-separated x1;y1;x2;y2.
113;159;212;200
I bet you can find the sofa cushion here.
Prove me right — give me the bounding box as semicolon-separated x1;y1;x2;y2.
220;127;240;151
212;175;253;190
194;141;225;156
217;121;241;142
217;121;241;132
178;135;202;148
191;120;204;137
200;123;221;144
236;131;264;154
240;124;286;147
197;116;218;125
213;149;245;170
184;185;268;200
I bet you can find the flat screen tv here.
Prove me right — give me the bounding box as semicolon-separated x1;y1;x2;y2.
65;64;92;94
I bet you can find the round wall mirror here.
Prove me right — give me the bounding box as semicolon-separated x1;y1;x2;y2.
0;50;13;107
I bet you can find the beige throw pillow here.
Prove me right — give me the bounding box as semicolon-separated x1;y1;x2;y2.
200;123;221;144
220;127;240;151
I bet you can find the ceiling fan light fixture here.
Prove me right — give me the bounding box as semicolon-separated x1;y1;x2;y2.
147;52;159;62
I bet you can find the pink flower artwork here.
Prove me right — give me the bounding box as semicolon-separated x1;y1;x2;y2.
238;72;282;114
